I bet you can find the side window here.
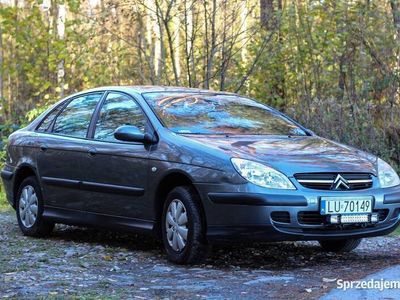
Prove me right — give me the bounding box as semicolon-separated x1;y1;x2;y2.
94;92;147;142
36;104;64;132
53;93;103;138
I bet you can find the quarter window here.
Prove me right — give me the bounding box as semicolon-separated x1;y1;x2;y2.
37;104;64;132
53;93;103;138
94;93;147;142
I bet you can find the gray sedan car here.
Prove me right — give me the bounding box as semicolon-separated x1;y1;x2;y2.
2;86;400;264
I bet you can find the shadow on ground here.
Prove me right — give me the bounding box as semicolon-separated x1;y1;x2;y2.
51;224;395;270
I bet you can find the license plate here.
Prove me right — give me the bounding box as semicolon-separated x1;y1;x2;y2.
320;197;373;215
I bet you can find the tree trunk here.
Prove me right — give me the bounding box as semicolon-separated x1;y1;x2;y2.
204;0;216;89
183;0;196;87
173;10;181;81
157;0;180;86
0;24;3;108
391;0;400;43
57;4;66;97
390;0;400;116
260;0;274;30
388;0;400;163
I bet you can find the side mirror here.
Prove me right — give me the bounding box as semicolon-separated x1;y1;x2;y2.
114;125;155;143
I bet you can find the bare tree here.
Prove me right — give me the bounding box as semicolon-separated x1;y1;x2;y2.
203;0;217;89
155;0;180;85
57;3;66;97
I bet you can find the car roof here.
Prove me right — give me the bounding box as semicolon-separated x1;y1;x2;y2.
84;85;234;95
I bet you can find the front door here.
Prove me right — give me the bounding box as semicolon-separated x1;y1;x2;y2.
82;92;151;219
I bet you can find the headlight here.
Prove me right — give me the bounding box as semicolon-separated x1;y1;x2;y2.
378;158;400;188
231;158;295;189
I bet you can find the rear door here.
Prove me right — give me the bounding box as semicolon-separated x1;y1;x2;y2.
36;92;104;211
82;92;151;219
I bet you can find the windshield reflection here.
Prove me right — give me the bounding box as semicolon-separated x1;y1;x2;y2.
144;93;307;136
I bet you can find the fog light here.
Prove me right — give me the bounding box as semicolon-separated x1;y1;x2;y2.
329;215;340;224
341;214;369;223
370;213;379;223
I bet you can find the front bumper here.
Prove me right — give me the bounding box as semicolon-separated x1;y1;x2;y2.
195;182;400;243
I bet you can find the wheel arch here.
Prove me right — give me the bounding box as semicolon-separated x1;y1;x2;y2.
13;164;39;207
153;170;207;238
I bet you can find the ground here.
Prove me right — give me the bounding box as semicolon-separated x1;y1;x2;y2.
1;209;400;300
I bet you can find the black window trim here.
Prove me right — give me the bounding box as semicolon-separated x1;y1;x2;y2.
87;90;155;145
87;91;108;139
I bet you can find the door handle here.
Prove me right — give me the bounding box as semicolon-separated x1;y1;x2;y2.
88;148;97;156
40;144;48;152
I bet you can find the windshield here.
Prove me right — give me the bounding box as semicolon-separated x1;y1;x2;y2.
144;92;307;136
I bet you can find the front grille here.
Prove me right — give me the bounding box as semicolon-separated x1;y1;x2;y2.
271;211;290;223
294;173;373;190
298;209;389;225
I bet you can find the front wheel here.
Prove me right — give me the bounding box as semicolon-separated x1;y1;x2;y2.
16;176;54;237
161;186;208;264
319;238;362;253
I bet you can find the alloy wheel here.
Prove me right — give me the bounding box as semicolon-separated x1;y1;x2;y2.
165;199;189;251
19;185;38;228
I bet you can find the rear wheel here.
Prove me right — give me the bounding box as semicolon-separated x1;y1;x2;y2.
16;176;54;237
319;238;362;252
161;186;208;264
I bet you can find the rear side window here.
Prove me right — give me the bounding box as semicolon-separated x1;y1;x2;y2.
37;104;64;132
53;93;103;138
94;92;147;142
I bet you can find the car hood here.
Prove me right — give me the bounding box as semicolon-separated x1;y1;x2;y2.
183;135;378;176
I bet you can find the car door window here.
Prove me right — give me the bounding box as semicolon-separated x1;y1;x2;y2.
36;103;65;132
94;92;147;142
53;93;103;138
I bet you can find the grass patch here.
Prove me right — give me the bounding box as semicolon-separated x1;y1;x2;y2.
390;226;400;237
0;189;10;212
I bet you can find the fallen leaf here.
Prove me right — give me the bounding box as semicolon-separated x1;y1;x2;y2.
110;266;120;272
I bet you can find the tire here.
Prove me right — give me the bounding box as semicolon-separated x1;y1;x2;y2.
16;176;54;237
319;238;362;253
161;186;208;264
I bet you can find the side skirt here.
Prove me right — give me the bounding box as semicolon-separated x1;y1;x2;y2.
43;206;155;235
